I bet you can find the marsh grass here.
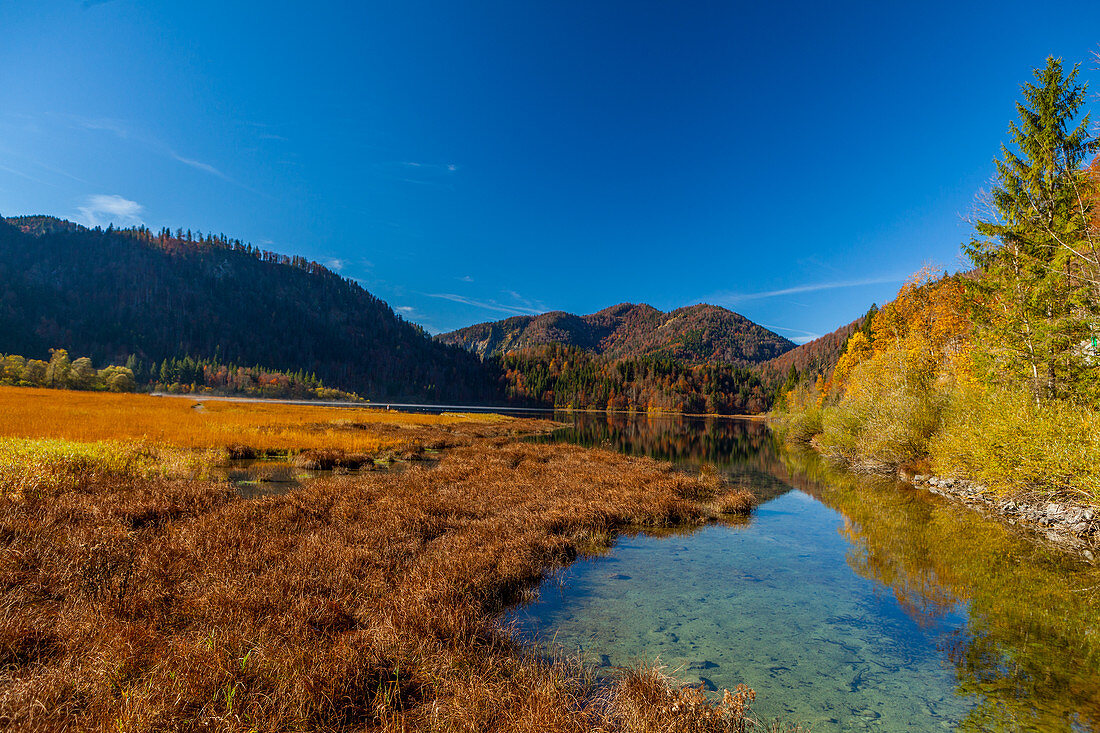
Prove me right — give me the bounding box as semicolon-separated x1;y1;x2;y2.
1;435;763;731
0;386;541;456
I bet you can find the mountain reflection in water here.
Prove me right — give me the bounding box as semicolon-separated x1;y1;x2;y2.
513;413;1100;732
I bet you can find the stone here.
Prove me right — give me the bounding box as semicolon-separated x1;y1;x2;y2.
688;660;718;670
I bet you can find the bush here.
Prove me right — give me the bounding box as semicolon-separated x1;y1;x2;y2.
815;356;948;471
930;387;1100;501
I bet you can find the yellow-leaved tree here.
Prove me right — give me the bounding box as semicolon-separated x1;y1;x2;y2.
814;269;973;469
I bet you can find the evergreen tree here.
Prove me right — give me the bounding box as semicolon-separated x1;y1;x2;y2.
966;56;1099;402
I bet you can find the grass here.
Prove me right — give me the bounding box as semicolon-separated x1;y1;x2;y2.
0;386;541;457
0;388;773;731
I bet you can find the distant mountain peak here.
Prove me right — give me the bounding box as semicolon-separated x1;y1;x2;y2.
437;303;794;364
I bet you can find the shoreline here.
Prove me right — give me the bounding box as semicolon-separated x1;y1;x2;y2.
900;471;1100;562
154;391;768;420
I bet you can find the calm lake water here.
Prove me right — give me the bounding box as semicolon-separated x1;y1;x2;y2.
507;413;1100;732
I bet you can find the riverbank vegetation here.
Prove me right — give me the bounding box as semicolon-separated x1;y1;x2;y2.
773;56;1100;505
1;388;772;731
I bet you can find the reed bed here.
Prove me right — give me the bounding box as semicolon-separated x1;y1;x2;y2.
0;386;540;456
0;437;768;732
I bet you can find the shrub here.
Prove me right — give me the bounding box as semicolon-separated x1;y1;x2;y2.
930;386;1100;501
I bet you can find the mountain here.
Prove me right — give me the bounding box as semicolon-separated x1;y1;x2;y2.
0;216;497;402
437;302;795;364
756;308;876;387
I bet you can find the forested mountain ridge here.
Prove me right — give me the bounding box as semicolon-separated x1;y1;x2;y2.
438;302;795;364
0;215;497;401
756;310;876;388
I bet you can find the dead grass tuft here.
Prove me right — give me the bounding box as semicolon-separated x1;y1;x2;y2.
713;490;757;516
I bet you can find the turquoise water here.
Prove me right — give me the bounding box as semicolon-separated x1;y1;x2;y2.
508;414;1100;731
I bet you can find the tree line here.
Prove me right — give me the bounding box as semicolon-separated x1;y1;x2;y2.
0;348;360;401
496;344;770;413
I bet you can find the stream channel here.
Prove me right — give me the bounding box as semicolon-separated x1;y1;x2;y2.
504;413;1100;732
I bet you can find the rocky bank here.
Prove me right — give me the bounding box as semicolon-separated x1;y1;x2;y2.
902;472;1100;562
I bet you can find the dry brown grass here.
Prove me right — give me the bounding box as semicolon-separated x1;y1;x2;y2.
712;490;757;516
0;386;547;456
0;436;768;732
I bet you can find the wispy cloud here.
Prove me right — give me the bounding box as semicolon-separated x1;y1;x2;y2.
425;293;544;317
712;275;902;304
76;194;144;228
458;275;474;283
378;161;460;189
324;258;346;272
76;115;258;192
759;323;822;345
0;163;49;186
395;305;416;314
171;152;228;180
78;117;131;139
400;162;457;171
82;0;119;9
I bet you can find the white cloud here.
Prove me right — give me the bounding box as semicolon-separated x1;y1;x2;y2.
77;116;131;139
396;306;416;314
712;275;902;304
76;194;144;228
388;161;460;188
0;163;48;185
76;116;252;191
459;275;474;282
325;258;346;272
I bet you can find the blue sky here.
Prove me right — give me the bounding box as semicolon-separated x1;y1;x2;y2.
1;1;1098;342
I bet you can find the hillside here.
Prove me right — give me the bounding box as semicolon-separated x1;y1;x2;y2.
438;302;795;364
756;312;873;387
0;216;497;401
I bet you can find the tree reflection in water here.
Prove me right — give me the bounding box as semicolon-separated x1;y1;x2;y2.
779;449;1100;732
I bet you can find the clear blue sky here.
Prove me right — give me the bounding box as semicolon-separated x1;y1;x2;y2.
1;1;1098;342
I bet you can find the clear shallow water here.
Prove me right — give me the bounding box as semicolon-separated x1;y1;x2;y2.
509;414;1100;731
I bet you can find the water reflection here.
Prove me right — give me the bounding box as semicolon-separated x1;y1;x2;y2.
780;451;1100;731
539;413;792;502
510;415;1100;732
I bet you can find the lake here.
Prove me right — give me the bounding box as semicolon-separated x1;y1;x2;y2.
507;413;1100;731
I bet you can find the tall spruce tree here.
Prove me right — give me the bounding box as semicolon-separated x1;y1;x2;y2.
966;56;1098;403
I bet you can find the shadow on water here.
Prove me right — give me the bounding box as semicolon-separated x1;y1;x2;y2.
509;413;1100;732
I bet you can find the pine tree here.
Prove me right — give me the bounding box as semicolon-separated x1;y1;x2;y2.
966;56;1099;402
